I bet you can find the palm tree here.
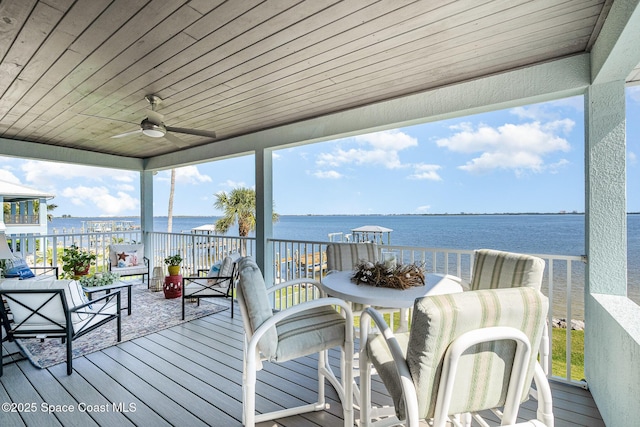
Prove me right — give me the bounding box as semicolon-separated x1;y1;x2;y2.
214;187;278;237
167;169;176;232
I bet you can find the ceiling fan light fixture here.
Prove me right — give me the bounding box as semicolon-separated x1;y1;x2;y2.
142;128;165;138
141;119;165;137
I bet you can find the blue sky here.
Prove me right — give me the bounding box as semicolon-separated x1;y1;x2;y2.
2;87;640;217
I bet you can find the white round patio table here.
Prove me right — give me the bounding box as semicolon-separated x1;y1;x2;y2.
320;269;464;426
320;270;463;309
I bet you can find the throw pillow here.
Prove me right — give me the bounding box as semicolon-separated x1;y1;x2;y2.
3;257;35;279
207;261;222;284
125;252;138;266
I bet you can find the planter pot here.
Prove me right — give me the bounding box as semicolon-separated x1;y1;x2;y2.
167;265;181;276
72;266;90;280
163;274;182;299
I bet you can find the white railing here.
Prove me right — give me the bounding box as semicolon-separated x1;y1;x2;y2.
147;232;253;275
7;231;585;385
269;238;587;385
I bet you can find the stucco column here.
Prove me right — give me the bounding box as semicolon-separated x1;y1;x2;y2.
140;171;154;264
584;80;627;296
255;148;274;283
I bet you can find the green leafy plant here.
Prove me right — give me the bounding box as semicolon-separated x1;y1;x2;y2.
61;244;97;279
163;254;183;266
79;272;120;287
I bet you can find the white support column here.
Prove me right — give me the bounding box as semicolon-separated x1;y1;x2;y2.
39;198;48;231
255;148;274;283
584;81;627;296
140;171;154;264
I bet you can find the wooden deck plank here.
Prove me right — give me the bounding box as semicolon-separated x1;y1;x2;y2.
65;356;172;426
1;308;604;427
45;362;135;427
0;361;63;426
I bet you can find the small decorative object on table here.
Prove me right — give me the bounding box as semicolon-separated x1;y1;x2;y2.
79;271;120;287
351;260;425;289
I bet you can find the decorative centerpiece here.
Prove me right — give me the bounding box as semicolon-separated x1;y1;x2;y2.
351;260;425;289
79;272;120;287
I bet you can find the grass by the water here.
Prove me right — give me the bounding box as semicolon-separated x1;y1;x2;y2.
552;327;585;381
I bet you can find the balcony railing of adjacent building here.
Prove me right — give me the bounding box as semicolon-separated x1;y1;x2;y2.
3;214;40;225
7;231;586;386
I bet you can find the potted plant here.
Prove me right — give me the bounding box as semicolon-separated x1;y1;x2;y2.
164;254;183;276
79;271;120;287
61;244;97;279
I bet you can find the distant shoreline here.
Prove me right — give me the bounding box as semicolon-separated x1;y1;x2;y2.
56;212;603;219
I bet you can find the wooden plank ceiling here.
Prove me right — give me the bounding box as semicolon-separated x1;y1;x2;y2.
0;0;620;159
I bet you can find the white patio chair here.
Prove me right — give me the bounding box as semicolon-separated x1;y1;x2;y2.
236;257;354;426
466;249;550;375
360;287;553;427
181;252;240;319
0;278;121;376
108;243;149;286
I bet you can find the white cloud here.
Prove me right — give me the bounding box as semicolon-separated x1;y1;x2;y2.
175;166;211;184
158;166;212;185
0;169;20;183
60;186;138;215
629;151;637;166
628;86;640;103
220;179;250;189
21;161;136;188
416;205;431;213
437;121;572;174
408;164;442;181
316;130;417;170
313;170;343;179
117;183;135;192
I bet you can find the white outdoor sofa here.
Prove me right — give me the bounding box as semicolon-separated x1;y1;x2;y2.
0;278;121;375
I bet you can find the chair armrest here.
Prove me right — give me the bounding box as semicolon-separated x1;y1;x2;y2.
247;297;354;349
70;291;120;312
197;269;209;277
30;266;59;278
143;257;149;266
267;278;323;294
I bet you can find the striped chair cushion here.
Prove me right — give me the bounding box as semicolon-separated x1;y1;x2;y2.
470;249;545;291
366;287;548;420
237;258;278;360
274;305;346;362
326;243;378;272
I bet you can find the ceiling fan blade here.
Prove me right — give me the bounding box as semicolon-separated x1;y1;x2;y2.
111;129;142;139
146;110;164;126
165;126;216;139
163;132;190;148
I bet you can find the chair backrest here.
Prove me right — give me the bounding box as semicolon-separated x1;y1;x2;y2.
236;257;278;360
326;243;378;271
0;279;92;331
470;249;545;291
405;287;548;420
109;244;144;268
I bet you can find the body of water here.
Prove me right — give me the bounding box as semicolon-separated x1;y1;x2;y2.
50;214;640;306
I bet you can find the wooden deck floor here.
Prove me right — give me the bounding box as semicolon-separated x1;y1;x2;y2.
1;304;604;426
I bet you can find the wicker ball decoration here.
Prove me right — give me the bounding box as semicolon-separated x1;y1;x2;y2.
351;260;425;289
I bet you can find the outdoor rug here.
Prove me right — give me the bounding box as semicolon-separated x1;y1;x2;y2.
15;282;228;369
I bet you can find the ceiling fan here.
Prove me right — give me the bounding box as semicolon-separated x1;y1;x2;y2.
106;95;216;147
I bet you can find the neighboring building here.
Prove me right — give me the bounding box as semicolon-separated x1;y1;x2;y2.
0;180;54;235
